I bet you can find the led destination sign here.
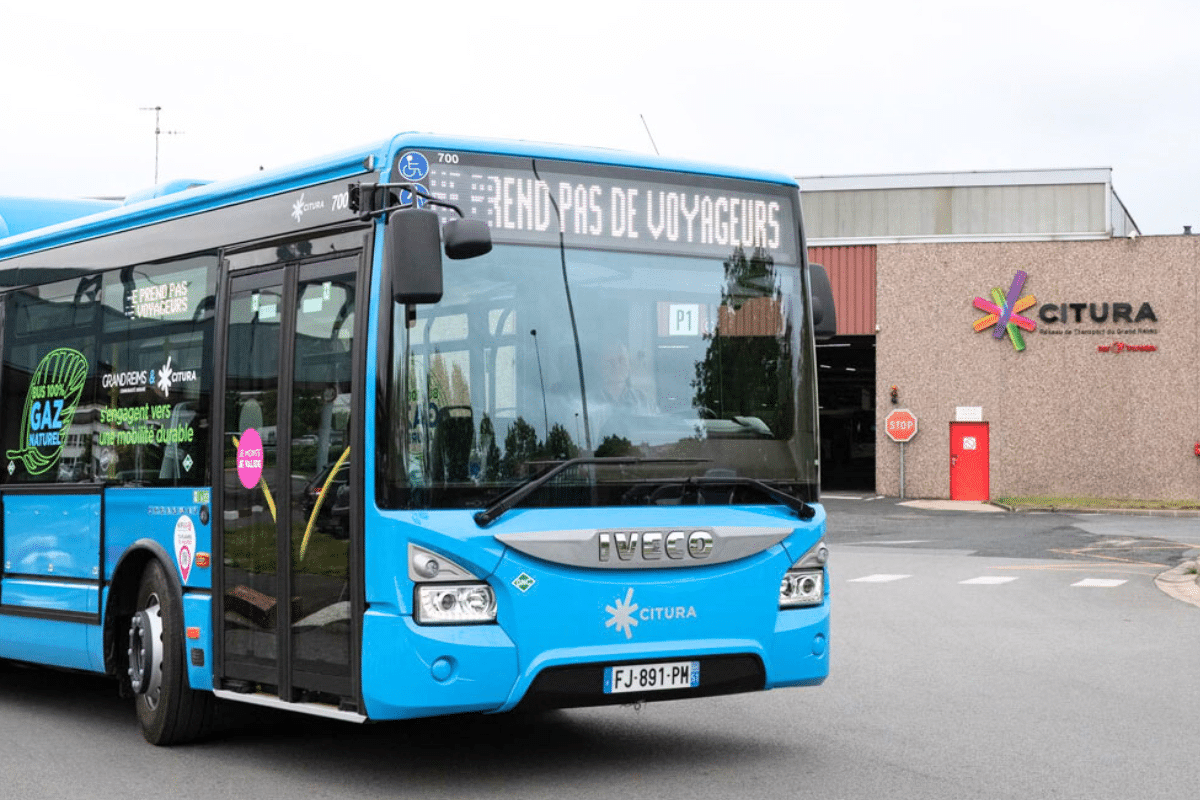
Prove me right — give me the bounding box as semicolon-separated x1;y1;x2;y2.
392;150;800;265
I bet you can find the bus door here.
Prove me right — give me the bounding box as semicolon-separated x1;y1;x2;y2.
217;253;361;707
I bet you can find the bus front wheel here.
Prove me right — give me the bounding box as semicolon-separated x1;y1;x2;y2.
130;559;213;745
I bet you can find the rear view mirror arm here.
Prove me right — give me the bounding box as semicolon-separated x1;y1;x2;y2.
348;181;467;221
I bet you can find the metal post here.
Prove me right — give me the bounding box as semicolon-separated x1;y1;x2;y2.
899;441;906;500
139;105;183;184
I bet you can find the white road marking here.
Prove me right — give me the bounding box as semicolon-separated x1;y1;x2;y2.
1071;578;1128;588
848;574;912;583
846;570;1139;588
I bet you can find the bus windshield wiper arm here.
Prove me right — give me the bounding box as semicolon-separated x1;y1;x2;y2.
473;457;710;527
671;476;816;520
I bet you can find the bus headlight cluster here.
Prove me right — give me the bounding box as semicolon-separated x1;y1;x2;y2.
415;583;497;625
408;544;497;625
779;569;824;607
779;538;828;608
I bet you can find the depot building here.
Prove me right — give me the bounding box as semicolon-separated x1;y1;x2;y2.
800;168;1200;503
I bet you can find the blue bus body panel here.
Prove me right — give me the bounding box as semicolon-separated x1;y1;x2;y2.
104;488;213;590
0;615;97;670
361;504;827;720
183;593;213;691
3;493;101;580
106;488;215;687
362;614;519;718
1;579;97;614
1;494;103;669
0;487;213;676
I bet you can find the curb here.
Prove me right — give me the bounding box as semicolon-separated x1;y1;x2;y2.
998;505;1200;518
1155;559;1200;609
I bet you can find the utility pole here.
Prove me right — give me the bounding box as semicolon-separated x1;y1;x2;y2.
139;105;183;184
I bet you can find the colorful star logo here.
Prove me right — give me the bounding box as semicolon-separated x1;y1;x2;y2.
973;270;1037;351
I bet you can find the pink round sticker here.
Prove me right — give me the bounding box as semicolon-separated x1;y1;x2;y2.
237;428;264;489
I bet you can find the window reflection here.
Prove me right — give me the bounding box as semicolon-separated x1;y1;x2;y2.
388;243;815;509
1;257;216;486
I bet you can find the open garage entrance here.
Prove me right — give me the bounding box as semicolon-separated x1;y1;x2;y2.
808;246;878;493
817;335;876;491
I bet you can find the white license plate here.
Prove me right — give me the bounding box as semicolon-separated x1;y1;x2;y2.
603;660;700;694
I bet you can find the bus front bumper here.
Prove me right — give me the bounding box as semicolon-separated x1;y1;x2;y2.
359;602;827;720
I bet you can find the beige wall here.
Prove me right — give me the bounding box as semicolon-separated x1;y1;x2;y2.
874;236;1200;501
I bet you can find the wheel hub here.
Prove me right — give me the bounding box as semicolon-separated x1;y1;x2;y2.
127;595;164;709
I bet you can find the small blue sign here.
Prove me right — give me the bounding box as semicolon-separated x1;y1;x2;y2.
398;152;429;181
400;184;431;209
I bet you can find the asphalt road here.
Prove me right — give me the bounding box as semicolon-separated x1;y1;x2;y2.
824;494;1200;567
1;500;1197;799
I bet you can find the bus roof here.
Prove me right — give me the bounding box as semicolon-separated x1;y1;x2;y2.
0;133;799;262
0;196;121;239
382;133;799;187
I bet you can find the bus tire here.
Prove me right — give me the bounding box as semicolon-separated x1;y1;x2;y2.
130;559;214;745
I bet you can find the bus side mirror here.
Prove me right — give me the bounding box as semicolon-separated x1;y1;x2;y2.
387;208;444;304
444;218;492;260
385;209;493;304
808;263;837;341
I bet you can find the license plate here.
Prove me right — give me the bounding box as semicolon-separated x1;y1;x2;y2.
603;660;700;694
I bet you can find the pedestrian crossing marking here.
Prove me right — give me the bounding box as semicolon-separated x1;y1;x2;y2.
959;576;1019;585
1071;578;1128;588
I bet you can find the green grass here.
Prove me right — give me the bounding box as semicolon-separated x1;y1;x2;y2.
995;495;1200;512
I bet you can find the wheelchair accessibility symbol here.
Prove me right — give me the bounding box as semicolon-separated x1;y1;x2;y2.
398;152;429;181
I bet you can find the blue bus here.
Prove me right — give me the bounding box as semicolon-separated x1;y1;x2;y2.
0;134;834;745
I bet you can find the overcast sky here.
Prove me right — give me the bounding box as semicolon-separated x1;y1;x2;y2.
3;0;1197;234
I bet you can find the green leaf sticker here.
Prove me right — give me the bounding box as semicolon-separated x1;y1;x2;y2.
6;348;89;475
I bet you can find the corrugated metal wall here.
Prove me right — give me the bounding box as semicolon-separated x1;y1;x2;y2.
808;245;876;335
802;184;1108;241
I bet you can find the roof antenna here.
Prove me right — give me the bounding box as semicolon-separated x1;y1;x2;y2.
139;105;184;184
640;114;660;155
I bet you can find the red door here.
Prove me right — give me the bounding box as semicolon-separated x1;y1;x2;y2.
950;422;989;501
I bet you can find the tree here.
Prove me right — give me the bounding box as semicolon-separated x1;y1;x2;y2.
479;414;502;481
691;246;793;436
500;417;541;479
544;423;578;461
595;433;634;458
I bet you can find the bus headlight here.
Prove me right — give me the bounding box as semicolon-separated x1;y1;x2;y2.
779;538;827;608
779;569;824;607
415;583;497;625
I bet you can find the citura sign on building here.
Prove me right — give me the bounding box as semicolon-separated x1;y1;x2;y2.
885;409;918;443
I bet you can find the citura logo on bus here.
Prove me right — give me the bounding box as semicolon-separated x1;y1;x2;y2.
597;530;714;562
290;192;325;223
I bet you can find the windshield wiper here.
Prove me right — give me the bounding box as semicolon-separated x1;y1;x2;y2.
473;457;710;527
639;475;816;520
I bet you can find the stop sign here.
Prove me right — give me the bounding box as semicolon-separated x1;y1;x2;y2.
885;409;918;442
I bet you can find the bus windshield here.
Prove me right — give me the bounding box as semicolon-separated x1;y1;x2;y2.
383;153;816;511
387;239;817;510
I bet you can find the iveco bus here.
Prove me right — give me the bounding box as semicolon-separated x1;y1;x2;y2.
0;134;834;744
